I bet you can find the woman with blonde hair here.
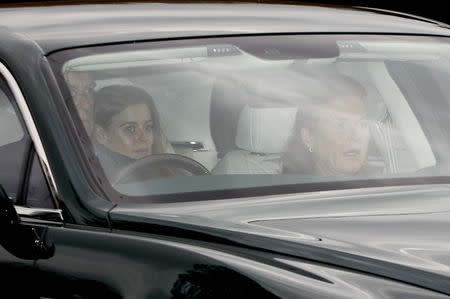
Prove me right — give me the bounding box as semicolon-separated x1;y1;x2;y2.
283;74;371;176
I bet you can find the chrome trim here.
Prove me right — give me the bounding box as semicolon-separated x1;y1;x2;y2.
0;62;60;208
15;206;64;223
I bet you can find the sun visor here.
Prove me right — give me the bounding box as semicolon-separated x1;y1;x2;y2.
62;47;209;72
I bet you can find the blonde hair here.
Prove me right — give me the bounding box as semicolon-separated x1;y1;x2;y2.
282;74;367;174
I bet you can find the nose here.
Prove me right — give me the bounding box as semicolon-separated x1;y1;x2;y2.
135;127;153;143
347;122;368;141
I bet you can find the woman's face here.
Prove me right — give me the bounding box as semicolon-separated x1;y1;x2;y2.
302;95;370;176
98;103;154;159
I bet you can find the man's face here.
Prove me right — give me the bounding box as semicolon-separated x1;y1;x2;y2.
64;71;95;135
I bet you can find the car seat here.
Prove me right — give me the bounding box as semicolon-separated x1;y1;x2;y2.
212;104;297;174
210;78;249;159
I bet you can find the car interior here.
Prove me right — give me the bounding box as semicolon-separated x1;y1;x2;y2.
58;35;450;198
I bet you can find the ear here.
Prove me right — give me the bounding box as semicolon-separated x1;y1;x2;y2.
95;125;109;145
300;128;314;150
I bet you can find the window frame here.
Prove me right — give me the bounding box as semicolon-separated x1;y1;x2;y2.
0;61;62;223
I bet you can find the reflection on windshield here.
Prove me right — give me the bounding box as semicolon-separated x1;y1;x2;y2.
59;35;450;200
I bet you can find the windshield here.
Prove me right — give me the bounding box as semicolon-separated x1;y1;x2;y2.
50;34;450;202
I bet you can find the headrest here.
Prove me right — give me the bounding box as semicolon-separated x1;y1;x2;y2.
210;78;249;158
235;104;297;154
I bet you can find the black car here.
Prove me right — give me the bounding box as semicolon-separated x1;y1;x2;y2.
1;1;450;298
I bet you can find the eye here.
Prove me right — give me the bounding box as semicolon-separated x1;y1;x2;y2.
145;122;154;133
123;124;136;134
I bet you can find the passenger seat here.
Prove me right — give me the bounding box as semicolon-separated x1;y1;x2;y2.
212;104;297;174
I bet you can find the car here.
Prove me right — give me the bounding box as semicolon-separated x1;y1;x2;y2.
1;1;450;298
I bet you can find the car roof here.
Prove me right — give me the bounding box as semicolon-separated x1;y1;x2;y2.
0;1;449;54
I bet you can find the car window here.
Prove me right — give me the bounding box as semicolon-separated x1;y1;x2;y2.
0;75;54;208
25;152;54;209
52;35;450;203
0;87;23;146
0;77;27;201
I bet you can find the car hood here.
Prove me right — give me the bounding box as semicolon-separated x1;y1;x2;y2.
110;184;450;294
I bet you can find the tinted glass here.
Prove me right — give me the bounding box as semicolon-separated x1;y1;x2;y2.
26;153;53;209
0;77;27;201
0;76;53;208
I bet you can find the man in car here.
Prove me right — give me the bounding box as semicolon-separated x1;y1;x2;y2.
64;70;96;136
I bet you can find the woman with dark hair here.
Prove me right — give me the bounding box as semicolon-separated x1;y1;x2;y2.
283;74;371;176
93;84;166;180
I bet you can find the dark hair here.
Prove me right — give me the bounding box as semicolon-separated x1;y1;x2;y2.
94;84;165;154
282;74;367;174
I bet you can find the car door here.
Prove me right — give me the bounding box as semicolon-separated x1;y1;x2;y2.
0;60;220;299
0;61;126;298
0;59;203;299
0;70;59;297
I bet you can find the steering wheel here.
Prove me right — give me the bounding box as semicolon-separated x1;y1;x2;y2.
112;153;210;186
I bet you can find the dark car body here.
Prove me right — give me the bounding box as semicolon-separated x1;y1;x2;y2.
0;2;450;298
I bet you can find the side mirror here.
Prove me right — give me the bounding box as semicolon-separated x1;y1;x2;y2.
0;184;53;259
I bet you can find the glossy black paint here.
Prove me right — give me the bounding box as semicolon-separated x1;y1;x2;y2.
109;184;450;296
0;184;52;261
0;27;113;228
0;2;450;298
35;218;450;298
0;185;49;297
